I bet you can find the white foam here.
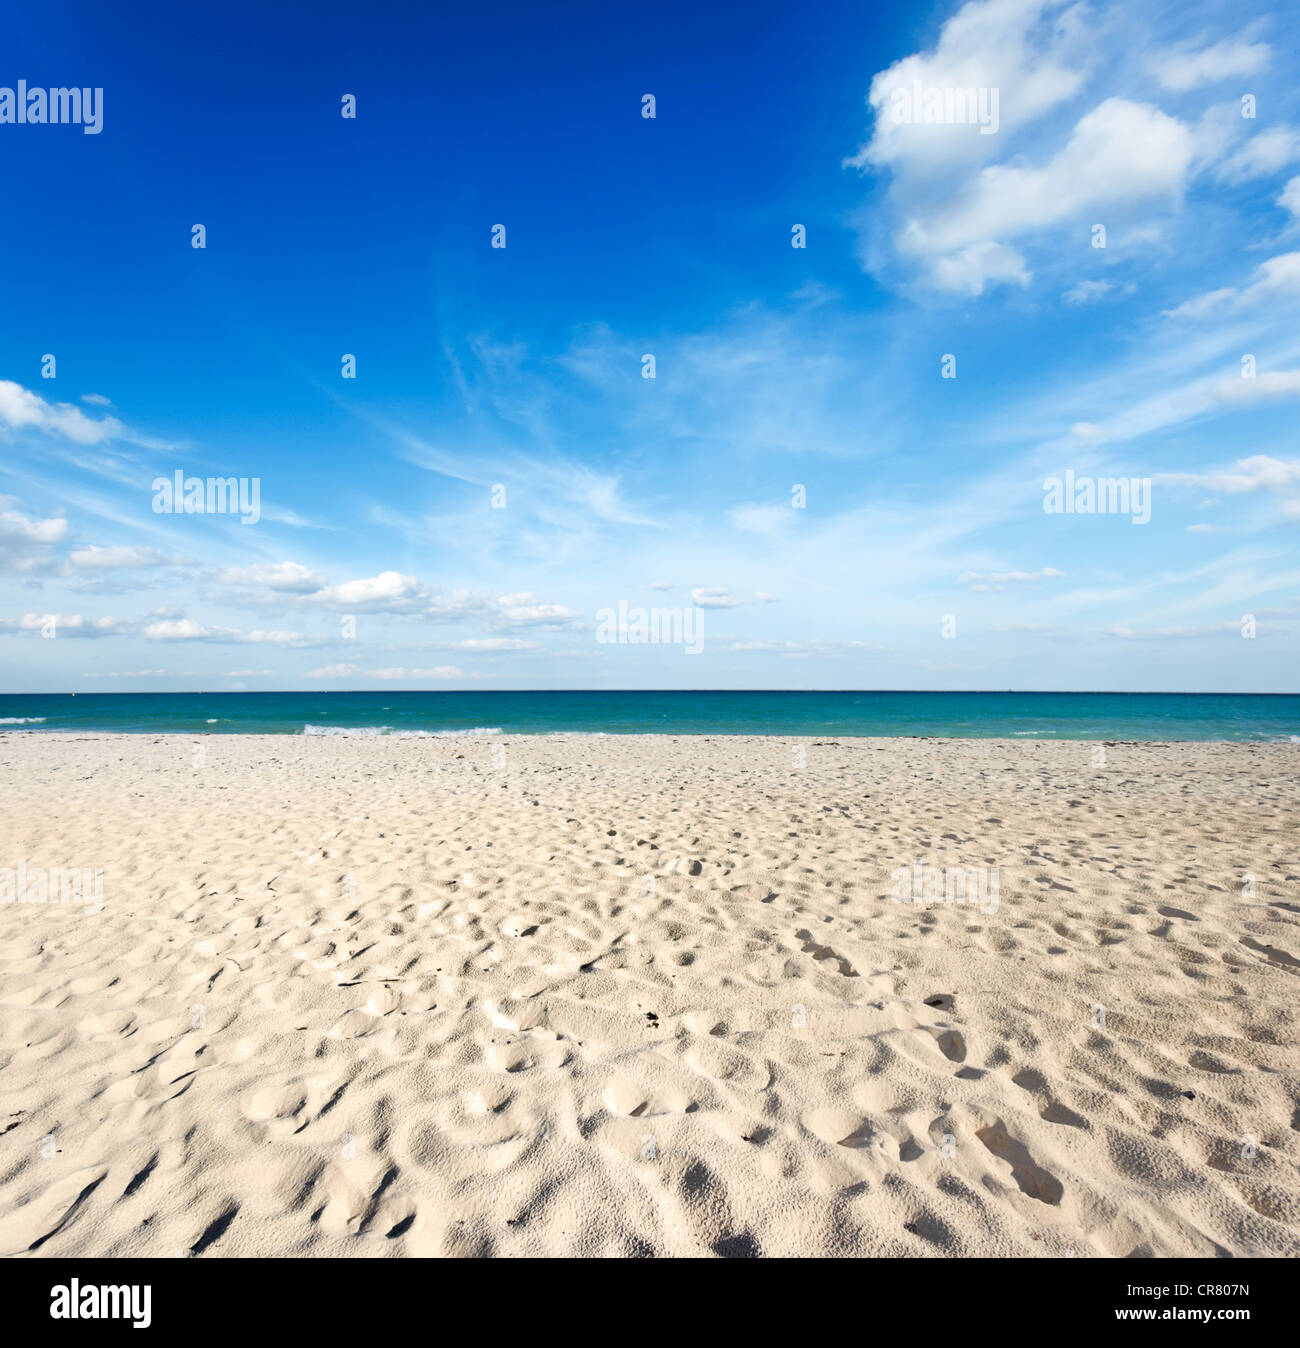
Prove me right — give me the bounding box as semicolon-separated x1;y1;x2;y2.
302;724;391;737
0;716;47;724
300;724;503;738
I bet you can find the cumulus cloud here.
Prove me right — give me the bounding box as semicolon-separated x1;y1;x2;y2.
847;0;1088;180
842;0;1231;295
894;99;1194;293
845;3;1283;297
310;570;423;611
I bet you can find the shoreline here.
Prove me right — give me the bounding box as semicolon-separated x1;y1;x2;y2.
4;728;1300;744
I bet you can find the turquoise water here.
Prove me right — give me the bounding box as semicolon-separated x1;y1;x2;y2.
0;691;1297;740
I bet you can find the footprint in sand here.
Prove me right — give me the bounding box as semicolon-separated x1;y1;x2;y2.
1239;936;1300;970
794;929;858;978
975;1119;1063;1205
1011;1068;1087;1129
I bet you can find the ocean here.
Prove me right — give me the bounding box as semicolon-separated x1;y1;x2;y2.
0;690;1297;740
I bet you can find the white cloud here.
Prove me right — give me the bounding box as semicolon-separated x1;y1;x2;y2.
1212;370;1300;406
844;0;1229;295
1063;279;1111;305
1213;125;1300;184
1149;36;1270;92
143;618;213;640
0;508;68;546
242;629;321;646
959;566;1064;590
1280;175;1300;217
311;570;423;611
1106;621;1244;640
690;586;741;608
896;99;1195;293
305;662;469;680
1;613;127;638
142;618;322;646
1155;455;1300;493
491;594;584;630
1164;251;1300;318
929;241;1030;296
848;0;1088;179
453;637;535;651
0;380;124;444
218;560;325;592
68;545;171;569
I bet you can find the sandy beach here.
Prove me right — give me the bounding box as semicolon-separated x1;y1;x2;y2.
1;731;1297;1258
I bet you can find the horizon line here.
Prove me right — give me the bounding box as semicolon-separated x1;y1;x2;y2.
3;689;1300;698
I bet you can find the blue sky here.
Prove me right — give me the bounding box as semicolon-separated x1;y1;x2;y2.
2;0;1299;693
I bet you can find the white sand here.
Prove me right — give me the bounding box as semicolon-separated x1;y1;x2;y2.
1;732;1297;1257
